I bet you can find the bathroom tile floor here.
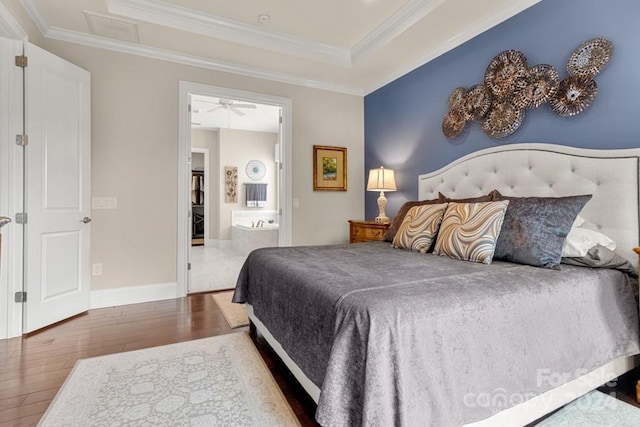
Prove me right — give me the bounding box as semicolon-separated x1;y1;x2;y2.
189;245;247;293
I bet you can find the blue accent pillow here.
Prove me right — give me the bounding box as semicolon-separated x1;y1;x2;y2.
493;191;592;269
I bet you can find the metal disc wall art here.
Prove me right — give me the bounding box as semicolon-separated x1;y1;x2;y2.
482;100;524;138
442;110;467;138
549;75;598;117
462;84;492;121
484;50;528;99
567;38;613;77
448;87;467;111
512;64;560;109
442;38;612;139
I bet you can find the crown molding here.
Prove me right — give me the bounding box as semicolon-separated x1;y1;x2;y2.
364;0;543;95
45;26;363;96
106;0;446;67
17;0;361;95
107;0;352;67
0;2;27;39
18;0;49;34
17;0;541;96
351;0;444;63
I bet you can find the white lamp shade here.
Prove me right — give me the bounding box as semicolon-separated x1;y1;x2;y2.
367;167;397;192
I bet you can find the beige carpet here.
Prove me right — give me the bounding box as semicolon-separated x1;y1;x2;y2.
39;333;300;426
212;291;250;328
537;390;640;426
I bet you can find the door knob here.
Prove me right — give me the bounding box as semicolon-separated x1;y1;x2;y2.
0;216;11;228
81;217;92;224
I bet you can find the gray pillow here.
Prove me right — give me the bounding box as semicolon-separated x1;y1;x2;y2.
493;191;592;269
438;192;494;204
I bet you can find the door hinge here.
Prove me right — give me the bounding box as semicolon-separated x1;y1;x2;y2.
15;55;28;68
278;208;282;216
279;115;283;124
15;291;27;303
15;212;27;224
188;104;192;113
15;134;28;146
188;262;191;271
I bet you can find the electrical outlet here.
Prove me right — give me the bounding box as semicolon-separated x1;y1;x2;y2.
92;263;102;276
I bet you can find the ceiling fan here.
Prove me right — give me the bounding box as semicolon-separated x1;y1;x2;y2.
205;98;257;116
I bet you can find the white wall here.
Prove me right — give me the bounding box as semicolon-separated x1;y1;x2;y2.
219;128;277;240
37;40;364;292
191;152;204;170
191;128;278;242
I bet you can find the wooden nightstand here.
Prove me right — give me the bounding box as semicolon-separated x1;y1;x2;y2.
348;220;390;243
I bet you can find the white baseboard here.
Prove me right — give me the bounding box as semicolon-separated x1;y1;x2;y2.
90;282;178;309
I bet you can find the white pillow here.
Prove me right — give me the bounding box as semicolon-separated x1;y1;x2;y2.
572;215;586;228
562;221;616;258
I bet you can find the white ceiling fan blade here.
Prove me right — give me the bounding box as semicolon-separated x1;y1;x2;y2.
231;103;256;109
231;108;246;116
206;106;223;113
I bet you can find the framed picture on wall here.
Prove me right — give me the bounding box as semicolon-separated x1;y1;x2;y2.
313;145;347;191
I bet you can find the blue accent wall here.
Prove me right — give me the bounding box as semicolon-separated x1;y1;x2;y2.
364;0;640;219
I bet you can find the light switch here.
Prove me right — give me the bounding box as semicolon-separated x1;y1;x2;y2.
92;197;117;209
292;198;300;208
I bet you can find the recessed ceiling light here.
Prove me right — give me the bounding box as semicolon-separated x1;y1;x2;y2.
257;14;271;24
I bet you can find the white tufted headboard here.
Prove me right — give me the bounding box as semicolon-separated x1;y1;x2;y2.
418;143;640;264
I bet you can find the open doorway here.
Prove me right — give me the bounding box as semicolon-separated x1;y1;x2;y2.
177;82;292;297
189;96;281;292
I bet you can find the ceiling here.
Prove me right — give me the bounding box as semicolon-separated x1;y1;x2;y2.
15;0;541;95
190;95;281;133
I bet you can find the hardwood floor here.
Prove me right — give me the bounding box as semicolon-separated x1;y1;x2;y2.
1;292;638;426
0;293;318;427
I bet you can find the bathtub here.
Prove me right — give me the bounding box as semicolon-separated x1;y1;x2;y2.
231;223;279;255
234;223;279;230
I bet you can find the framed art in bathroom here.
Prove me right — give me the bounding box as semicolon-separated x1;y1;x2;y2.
313;145;347;191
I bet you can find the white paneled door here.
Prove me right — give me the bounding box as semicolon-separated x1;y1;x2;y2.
23;42;91;333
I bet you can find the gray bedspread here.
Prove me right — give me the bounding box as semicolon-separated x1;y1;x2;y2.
232;241;640;427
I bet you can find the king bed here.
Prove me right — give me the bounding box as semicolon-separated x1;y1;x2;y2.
232;143;640;426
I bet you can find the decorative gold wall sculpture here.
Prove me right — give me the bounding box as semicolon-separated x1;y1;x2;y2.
442;38;613;139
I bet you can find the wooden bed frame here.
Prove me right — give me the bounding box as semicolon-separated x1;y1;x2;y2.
248;143;640;426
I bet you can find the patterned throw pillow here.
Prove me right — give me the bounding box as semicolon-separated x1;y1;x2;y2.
384;192;495;242
383;197;445;242
392;203;448;253
433;201;510;264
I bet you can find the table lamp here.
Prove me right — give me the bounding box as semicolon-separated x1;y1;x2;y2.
367;167;397;224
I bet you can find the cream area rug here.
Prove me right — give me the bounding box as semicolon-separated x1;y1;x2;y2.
537;390;640;426
212;291;250;328
39;333;300;426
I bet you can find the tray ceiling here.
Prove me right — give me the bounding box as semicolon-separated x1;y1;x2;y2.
16;0;541;95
